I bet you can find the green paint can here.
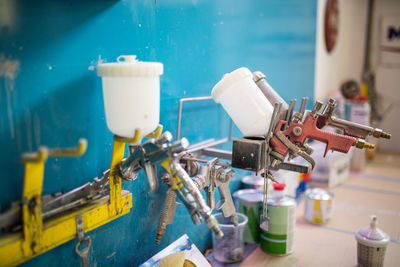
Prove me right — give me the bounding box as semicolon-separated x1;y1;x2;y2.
233;189;263;243
260;183;296;255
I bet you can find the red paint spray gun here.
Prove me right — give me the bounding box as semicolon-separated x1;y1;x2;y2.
253;72;391;170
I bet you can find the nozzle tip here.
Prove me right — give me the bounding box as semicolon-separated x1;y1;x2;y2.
231;215;238;227
355;139;375;149
214;227;224;238
366;143;375;149
382;132;391;139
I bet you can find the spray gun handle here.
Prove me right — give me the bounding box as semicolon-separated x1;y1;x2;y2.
143;162;159;193
215;179;238;226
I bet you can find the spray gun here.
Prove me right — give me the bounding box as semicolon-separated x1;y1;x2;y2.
155;156;237;244
118;131;223;243
251;70;391;223
191;158;237;225
251;71;391;170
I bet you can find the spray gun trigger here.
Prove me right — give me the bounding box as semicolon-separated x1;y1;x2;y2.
215;198;226;211
144;163;159;193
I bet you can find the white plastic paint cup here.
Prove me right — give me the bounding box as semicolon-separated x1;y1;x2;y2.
97;55;163;141
211;67;274;137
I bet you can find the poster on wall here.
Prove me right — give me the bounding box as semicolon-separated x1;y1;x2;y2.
380;16;400;67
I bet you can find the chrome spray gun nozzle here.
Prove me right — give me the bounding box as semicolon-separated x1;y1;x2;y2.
117;131;222;242
169;157;223;237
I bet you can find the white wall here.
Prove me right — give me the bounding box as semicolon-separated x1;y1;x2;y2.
371;0;400;152
314;0;368;101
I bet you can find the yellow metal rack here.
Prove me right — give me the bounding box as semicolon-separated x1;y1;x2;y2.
0;125;163;266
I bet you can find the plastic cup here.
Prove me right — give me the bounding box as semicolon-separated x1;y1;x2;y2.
212;213;248;263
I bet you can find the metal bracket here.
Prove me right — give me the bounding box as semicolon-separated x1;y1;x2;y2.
176;96;233;149
76;215;85;241
75;215;91;267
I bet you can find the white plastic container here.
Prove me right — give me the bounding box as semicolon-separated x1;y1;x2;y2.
211;67;274;137
97;55;163;141
355;215;390;267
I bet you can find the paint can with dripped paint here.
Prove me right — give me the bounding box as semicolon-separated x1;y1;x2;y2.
233;189;263;243
260;184;296;255
304;188;334;224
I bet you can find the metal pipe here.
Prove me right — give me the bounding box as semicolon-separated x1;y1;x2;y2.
299;97;308;116
181;155;231;166
253;71;289;111
187;138;216;150
186;138;230;153
177;96;213;140
229;119;233;140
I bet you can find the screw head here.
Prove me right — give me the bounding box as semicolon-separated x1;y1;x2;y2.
293;126;302;137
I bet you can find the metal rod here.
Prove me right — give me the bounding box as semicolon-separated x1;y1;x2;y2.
228;119;233;141
200;148;232;161
181;157;230;167
188;138;216;150
177;96;213;140
262;102;282;221
363;0;374;72
285;99;297;129
187;138;230;153
299;97;308;116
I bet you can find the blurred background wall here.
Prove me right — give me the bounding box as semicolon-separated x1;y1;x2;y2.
314;0;400;152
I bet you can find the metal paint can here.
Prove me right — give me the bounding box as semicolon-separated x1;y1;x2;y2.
241;175;264;191
260;184;296;255
233;189;263;243
304;188;334;224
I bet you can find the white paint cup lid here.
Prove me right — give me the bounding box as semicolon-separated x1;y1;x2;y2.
355;215;390;247
97;55;163;77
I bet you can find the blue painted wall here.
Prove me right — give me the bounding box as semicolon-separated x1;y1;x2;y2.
0;0;316;265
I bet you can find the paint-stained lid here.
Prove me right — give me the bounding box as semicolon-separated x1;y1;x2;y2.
356;215;390;247
233;189;263;203
306;188;333;201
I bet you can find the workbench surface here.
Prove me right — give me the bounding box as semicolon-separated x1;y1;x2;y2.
240;153;400;267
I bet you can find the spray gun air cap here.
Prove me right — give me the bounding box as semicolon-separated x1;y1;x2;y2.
181;138;189;149
169;138;190;154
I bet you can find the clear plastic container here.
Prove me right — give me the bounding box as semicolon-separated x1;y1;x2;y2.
211;67;274;137
97;55;163;141
212;213;248;263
